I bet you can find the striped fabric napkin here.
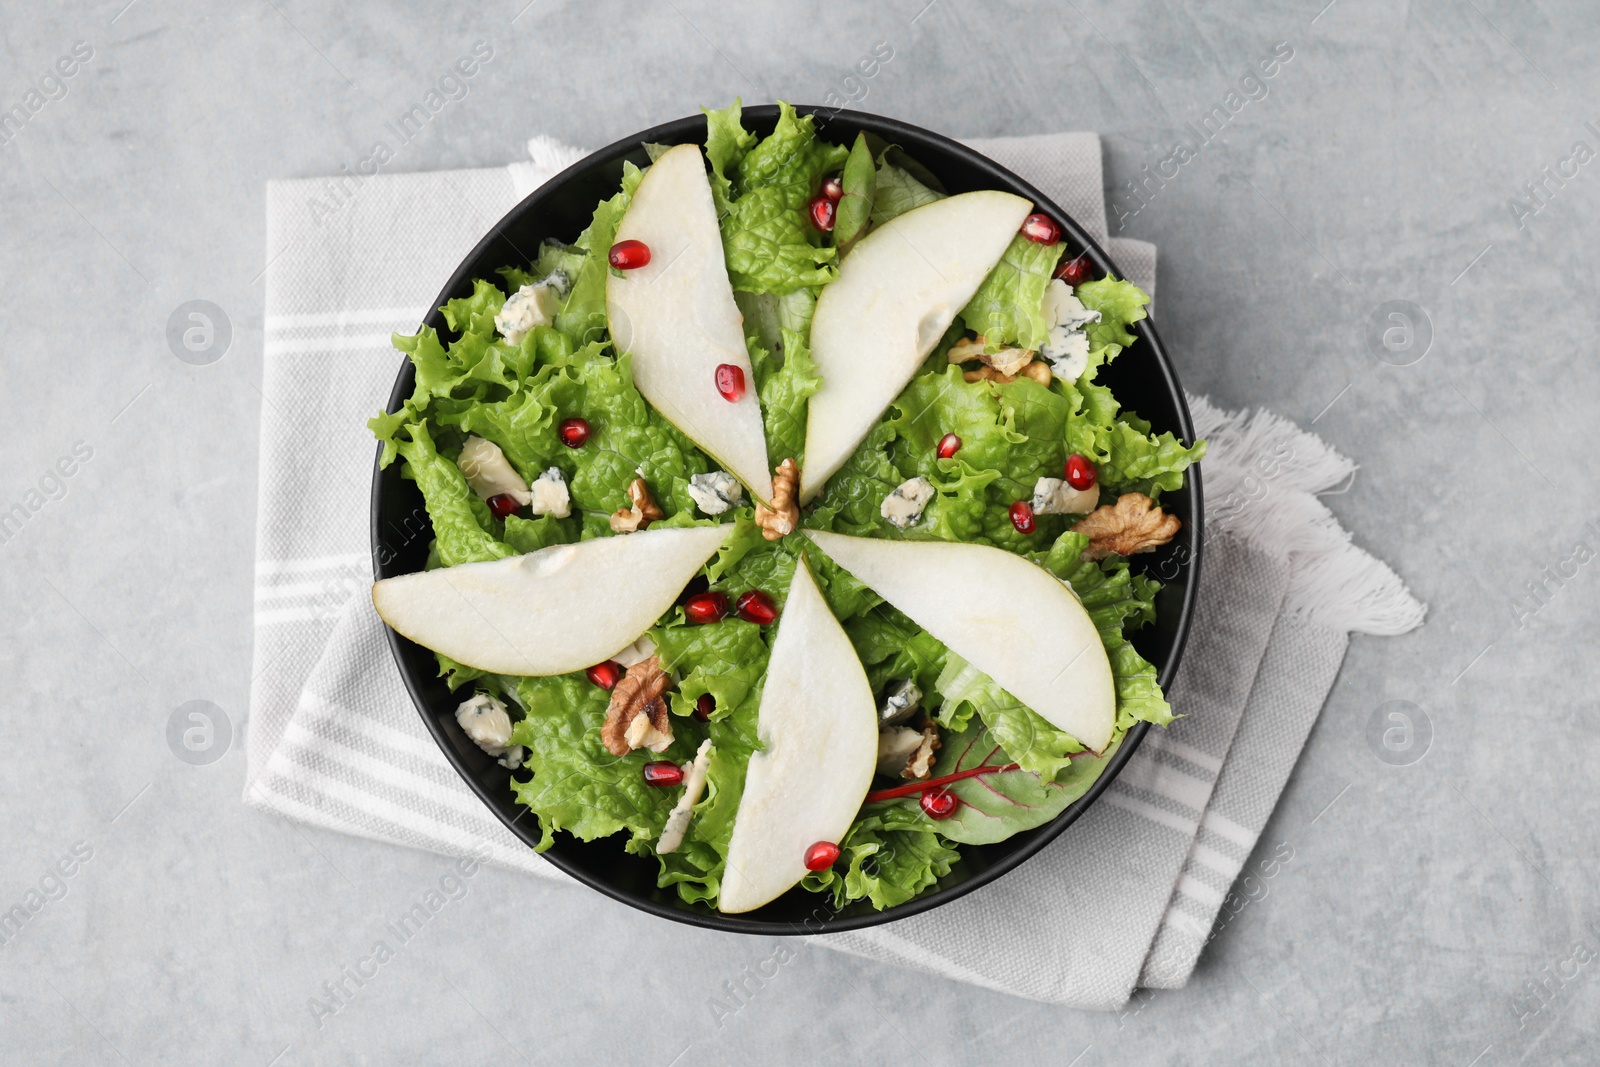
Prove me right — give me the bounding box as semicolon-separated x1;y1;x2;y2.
247;130;1424;1008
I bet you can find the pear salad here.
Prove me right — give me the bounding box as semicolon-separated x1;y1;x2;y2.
370;102;1205;914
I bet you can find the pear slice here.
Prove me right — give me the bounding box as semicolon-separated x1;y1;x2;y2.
371;526;726;676
720;559;877;914
607;144;773;503
799;190;1034;501
806;530;1116;753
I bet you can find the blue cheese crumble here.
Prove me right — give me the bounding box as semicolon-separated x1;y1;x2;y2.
880;476;935;530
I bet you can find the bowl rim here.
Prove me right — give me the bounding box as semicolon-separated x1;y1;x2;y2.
371;103;1203;935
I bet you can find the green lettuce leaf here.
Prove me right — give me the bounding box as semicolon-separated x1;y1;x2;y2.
440;276;504;335
959;233;1064;351
653;617;769;723
555;162;645;345
800;805;960;910
702;99;758;213
382;420;512;568
843;603;949;700
934;650;1085;777
375;289;529;437
929;533;1172;773
701;510;768;584
508;673;694;850
1037;531;1173;731
806;421;906;537
431;652;496;692
631;700;760;905
425;336;580;471
440;346;712;530
811;364;1080;550
735;288;816;354
1098;420;1209;496
1054;276;1208;494
752;326;821;466
498;239;589;307
559;350;711;524
868;723;1124;846
500;513;574;554
869;160;943;225
717;102;848;294
1058;365;1206;497
712;521;802;603
1075;275;1149;355
834;131;875;251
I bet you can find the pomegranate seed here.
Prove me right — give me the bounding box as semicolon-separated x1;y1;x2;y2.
683;591;730;625
486;493;520;521
694;693;714;722
1020;213;1060;244
808;194;836;233
736;589;777;625
1065;453;1097;491
1054;255;1092;286
558;417;591;448
714;363;746;403
920;788;958;820
586;660;623;690
803;841;840;871
936;433;962;460
642;761;684;787
608;239;650;270
820;175;844;202
1009;501;1036;534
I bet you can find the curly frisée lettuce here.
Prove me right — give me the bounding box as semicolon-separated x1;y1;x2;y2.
370;101;1202;913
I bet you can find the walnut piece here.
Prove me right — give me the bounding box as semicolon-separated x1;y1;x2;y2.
903;722;941;780
875;721;941;779
1017;361;1052;386
948;335;1034;377
1073;492;1181;560
601;655;674;756
609;476;664;533
876;727;923;776
754;458;800;541
962;361;1052;387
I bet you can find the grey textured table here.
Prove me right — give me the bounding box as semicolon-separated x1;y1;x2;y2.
2;2;1597;1064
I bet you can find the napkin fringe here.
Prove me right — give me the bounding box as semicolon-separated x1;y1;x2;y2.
1187;393;1425;636
1226;487;1346;560
1187;393;1356;498
1286;537;1427;635
525;135;587;174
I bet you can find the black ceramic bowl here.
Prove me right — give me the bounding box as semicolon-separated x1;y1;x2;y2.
372;105;1203;935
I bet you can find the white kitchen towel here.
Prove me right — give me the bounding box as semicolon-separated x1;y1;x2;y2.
246;129;1424;1009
